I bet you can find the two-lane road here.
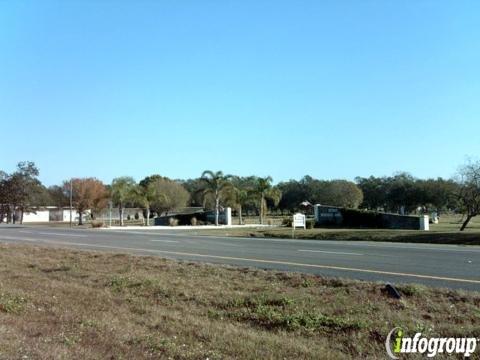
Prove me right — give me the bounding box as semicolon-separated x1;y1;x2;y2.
0;225;479;291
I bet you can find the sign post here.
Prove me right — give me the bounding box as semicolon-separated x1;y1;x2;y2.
69;179;73;228
108;200;112;228
292;213;306;239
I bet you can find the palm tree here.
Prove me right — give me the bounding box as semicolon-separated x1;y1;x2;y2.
133;183;157;226
231;186;249;225
111;177;136;226
252;176;282;224
200;170;232;226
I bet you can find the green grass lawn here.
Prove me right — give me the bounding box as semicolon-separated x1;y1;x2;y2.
196;215;480;245
0;244;478;359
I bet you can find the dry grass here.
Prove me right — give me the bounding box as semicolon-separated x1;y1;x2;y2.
0;244;479;359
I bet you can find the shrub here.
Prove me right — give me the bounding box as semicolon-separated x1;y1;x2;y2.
134;212;140;220
169;217;179;227
306;219;315;229
91;220;104;228
191;217;197;226
282;217;292;227
396;284;426;297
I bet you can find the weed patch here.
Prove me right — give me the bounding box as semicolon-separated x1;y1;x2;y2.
0;293;27;314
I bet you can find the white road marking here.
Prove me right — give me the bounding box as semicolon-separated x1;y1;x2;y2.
196;239;242;247
162;234;480;253
318;242;480;253
1;236;479;285
19;230;87;238
298;249;363;256
150;239;178;243
107;231;188;237
0;235;39;242
209;242;242;247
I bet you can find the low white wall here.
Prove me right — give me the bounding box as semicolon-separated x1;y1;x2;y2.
21;210;50;223
62;209;90;222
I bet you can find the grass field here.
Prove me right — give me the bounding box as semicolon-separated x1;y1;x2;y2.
0;244;479;359
196;215;480;245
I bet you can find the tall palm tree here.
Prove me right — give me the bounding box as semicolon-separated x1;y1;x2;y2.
111;177;136;226
133;183;158;226
200;170;232;226
252;176;282;224
231;186;249;225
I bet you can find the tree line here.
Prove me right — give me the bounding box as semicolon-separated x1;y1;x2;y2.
1;160;480;230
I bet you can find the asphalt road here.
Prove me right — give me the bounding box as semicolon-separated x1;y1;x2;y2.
0;225;479;291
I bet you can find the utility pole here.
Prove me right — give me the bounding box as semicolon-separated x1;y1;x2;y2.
69;179;73;228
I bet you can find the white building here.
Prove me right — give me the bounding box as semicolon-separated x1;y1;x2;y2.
11;207;89;223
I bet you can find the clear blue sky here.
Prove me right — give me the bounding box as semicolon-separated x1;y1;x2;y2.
1;1;479;186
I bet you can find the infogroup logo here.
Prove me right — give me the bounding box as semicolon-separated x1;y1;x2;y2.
385;327;478;358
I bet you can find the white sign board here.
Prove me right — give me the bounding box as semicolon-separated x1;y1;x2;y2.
293;213;306;229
